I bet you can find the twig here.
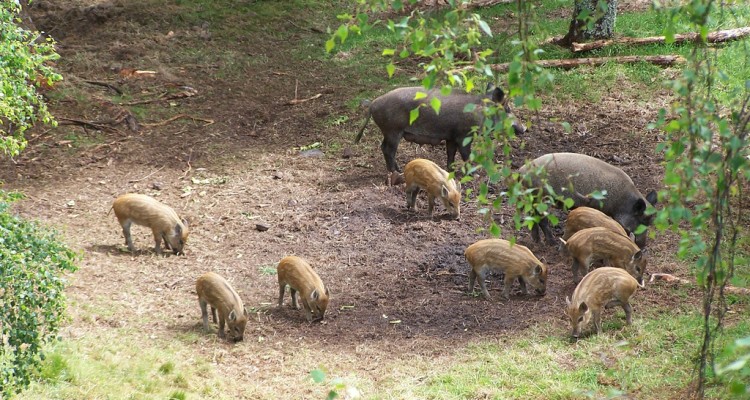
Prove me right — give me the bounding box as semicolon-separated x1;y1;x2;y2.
571;27;750;52
141;114;215;127
119;87;198;106
83;80;123;95
128;166;165;183
57;117;121;133
181;148;193;179
455;55;685;73
286;93;323;105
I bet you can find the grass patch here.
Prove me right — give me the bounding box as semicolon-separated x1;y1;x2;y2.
20;331;227;400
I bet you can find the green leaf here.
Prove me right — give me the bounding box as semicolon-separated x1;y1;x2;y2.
409;107;420;124
477;20;492;37
382;48;395;56
310;369;326;383
325;39;335;53
386;62;395;78
414;91;428;100
430;97;441;115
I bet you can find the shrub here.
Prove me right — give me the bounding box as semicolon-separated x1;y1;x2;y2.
0;190;78;396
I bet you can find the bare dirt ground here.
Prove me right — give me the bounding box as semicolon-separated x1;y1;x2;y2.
2;0;703;398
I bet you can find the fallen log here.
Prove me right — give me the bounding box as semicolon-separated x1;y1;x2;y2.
572;27;750;52
650;273;750;296
455;54;685;73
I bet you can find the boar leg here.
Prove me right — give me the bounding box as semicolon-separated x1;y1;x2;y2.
211;306;218;324
217;315;226;339
476;269;492;299
517;277;529;295
381;136;402;173
405;185;419;210
151;229;163;255
427;194;435;216
592;310;602;334
278;283;286;307
290;288;300;309
446;142;458;171
501;274;514;300
571;259;584;283
120;220;135;252
199;299;210;331
300;299;313;323
538;217;556;245
468;270;477;293
622;302;633;325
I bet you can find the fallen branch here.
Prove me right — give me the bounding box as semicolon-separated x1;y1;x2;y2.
84;80;123;95
572;27;750;52
57;117;121;133
119;86;198;106
286;93;322;105
141;114;215;127
128;166;165;183
463;55;685;73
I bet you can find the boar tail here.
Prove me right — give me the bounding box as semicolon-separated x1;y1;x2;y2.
355;111;371;144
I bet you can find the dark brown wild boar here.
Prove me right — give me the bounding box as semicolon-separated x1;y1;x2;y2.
111;193;189;255
196;272;249;342
356;85;526;175
566;267;640;339
518;152;657;247
561;227;646;284
277;256;330;322
465;238;547;300
404;158;461;219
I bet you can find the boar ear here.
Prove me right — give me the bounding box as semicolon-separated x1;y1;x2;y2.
455;180;461;192
244;307;249;317
490;87;505;103
646;190;658;206
565;296;572;306
628;232;636;242
325;286;330;296
579;302;588;313
228;309;237;322
632;199;647;216
310;289;319;301
181;218;189;228
174;223;183;236
633;250;643;261
534;265;543;276
441;184;449;198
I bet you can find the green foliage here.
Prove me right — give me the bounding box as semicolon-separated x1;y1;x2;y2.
310;368;360;400
0;190;78;396
0;0;62;156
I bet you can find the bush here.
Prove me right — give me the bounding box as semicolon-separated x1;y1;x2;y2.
0;190;78;396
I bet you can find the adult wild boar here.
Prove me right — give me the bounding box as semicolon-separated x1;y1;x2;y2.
356;85;526;174
518;152;657;247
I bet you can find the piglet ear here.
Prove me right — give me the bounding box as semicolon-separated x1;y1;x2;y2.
228;309;237;322
579;302;589;313
455;180;461;192
534;265;542;276
441;185;449;197
565;296;572;306
633;250;643;261
310;289;319;301
182;218;189;228
174;223;182;236
244;307;249;317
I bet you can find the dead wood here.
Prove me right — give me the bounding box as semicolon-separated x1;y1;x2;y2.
141;114;215;127
119;87;198;106
571;27;750;52
84;80;123;95
286;93;323;105
649;273;750;295
57;117;121;133
469;55;685;73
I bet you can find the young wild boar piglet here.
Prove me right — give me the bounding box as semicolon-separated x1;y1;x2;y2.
111;193;189;255
404;158;461;219
561;227;646;284
465;238;547;300
196;272;249;342
277;256;330;322
562;207;629;241
566;267;640;339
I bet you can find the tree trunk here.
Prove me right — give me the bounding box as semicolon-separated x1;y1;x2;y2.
558;0;618;47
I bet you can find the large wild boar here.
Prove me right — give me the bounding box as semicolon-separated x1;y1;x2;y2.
196;272;249;342
561;227;647;284
111;193;189;255
356;85;526;174
404;158;461;219
465;238;547;300
517;152;657;247
277;256;330;322
566;267;640;339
